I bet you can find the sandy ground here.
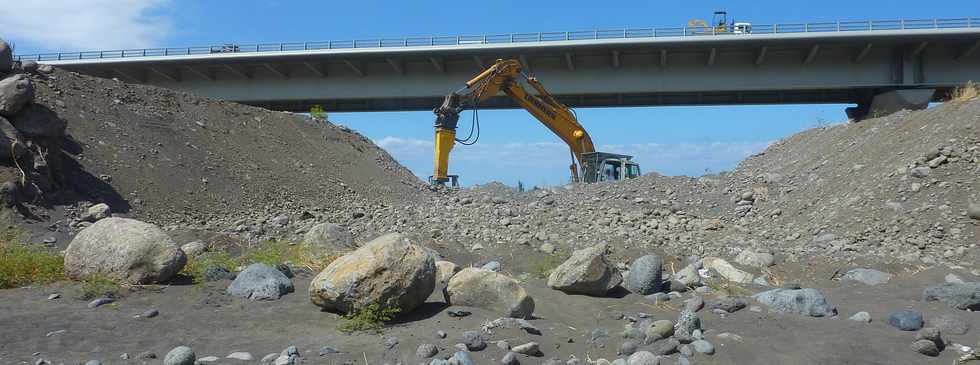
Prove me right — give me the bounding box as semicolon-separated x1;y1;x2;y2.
2;248;977;365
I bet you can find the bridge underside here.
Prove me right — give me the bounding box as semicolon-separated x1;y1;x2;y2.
47;28;980;117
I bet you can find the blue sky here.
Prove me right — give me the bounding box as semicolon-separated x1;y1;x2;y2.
3;1;971;185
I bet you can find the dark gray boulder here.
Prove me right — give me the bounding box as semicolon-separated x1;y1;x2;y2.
227;263;294;300
888;310;923;331
751;288;837;317
922;282;980;310
624;254;663;295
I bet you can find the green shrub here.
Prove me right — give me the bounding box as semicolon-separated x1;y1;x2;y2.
180;240;341;283
75;274;123;300
0;243;64;289
529;252;566;279
338;302;401;334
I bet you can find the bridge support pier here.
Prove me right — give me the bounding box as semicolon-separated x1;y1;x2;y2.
846;89;935;121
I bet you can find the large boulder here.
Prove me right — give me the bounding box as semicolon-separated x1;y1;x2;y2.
0;116;27;161
302;222;354;250
624;254;663;295
309;233;435;314
752;288;837;317
445;267;535;319
0;40;10;74
547;243;622;296
922;282;980;310
0;73;35;117
9;103;66;137
227;263;294;300
64;218;187;284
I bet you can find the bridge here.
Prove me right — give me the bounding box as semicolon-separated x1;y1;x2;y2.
17;17;980;118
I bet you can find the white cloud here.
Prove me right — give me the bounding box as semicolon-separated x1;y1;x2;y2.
0;0;173;53
374;137;771;186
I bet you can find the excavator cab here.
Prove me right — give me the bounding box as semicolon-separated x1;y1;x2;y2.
580;152;642;183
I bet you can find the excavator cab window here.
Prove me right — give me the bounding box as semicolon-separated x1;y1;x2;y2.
625;163;641;179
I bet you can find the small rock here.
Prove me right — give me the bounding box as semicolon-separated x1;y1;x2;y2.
620;341;639;356
679;345;693;357
180;241;207;257
197;356;220;362
849;311;871;323
644;320;674;342
888;310;924;331
840;268;892;286
626;351;658;365
82;361;101;365
734;249;775;268
497;340;510;350
922;282;980;310
625;254;664;295
674;310;702;343
647;337;678;356
141;308;159;318
910;166;931;178
684;296;704;312
501;352;520;365
87;297;114;308
706;296;747;313
539;243;556;254
436;330;447;338
163;346;194;365
226;352;253;361
752;288;837;317
511;342;540;356
318;346;339;356
691;340;715;355
968;203;980;220
461;331;486;351
911;339;940;357
482;261;502;272
47;293;59;300
227;263;294;300
417;343;438;358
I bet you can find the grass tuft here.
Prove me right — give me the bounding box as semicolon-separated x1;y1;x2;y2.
949;81;980;102
0;242;64;289
528;251;567;279
180;240;342;283
338;302;401;334
75;274;123;300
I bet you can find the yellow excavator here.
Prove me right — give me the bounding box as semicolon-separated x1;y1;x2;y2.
430;58;641;187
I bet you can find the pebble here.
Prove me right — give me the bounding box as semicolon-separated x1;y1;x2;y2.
620;341;638;355
849;311;871;323
482;261;502;272
87;297;114;308
83;361;101;365
226;352;253;361
496;340;510;350
140;308;159;318
163;346;195;365
511;342;540;356
461;331;486;351
260;353;278;363
119;353;129;360
47;294;60;300
501;352;520;365
692;339;715;355
197;356;220;362
385;336;399;350
44;329;66;337
888;310;924;331
137;351;157;359
679;344;694;357
436;330;448;338
318;346;339;355
749;305;762;313
684;296;704;312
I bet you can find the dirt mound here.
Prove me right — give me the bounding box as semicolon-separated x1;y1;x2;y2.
343;100;978;267
9;68;423;229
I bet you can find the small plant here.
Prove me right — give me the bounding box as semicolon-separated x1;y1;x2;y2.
338;302;401;333
529;251;566;279
310;105;328;122
179;240;342;284
949;81;980;102
180;250;240;284
0;243;64;289
75;274;123;300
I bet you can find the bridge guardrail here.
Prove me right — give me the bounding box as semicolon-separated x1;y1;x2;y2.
14;17;980;62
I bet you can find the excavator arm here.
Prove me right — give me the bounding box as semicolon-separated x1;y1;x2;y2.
431;59;595;185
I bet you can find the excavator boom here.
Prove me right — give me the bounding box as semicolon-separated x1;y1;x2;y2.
431;59;637;186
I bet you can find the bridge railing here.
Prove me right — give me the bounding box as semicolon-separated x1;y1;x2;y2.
14;17;980;62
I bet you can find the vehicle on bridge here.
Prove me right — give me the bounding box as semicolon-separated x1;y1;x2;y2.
689;11;752;35
430;59;641;187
